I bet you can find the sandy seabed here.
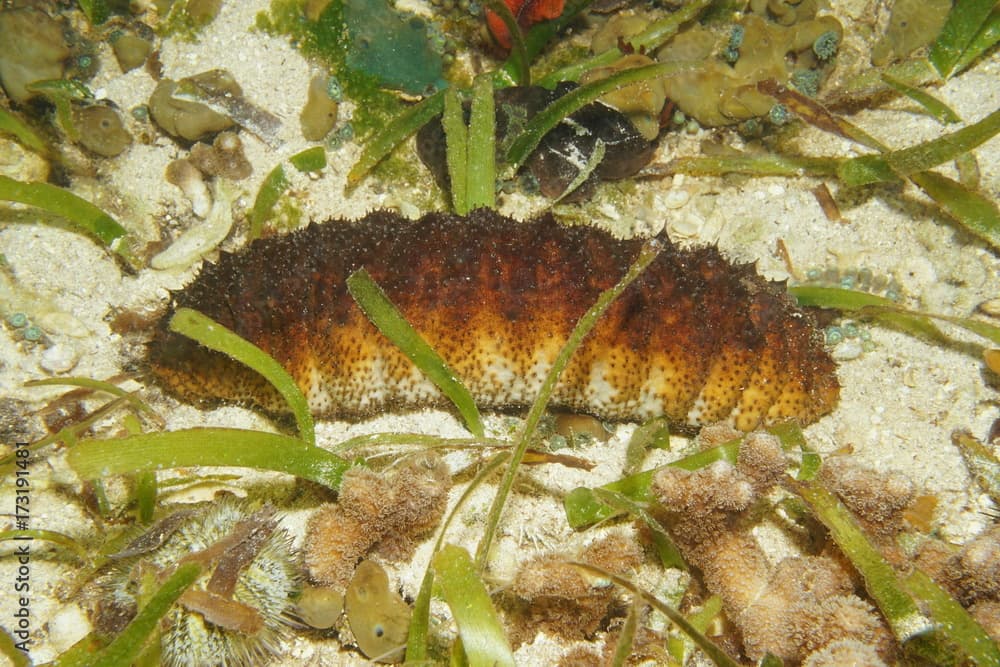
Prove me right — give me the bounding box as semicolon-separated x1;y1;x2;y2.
0;1;998;664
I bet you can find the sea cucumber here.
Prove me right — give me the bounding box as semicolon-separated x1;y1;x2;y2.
147;209;839;431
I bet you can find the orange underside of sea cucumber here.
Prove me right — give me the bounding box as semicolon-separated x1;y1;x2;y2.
147;209;839;431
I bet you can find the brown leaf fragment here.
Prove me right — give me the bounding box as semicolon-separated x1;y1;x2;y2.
757;79;885;150
812;183;846;224
179;588;265;635
109;509;197;559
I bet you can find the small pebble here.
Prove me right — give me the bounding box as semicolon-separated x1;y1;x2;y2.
35;312;90;337
663;189;690;209
668;212;705;239
47;604;92;653
41;343;79;373
832;340;864;361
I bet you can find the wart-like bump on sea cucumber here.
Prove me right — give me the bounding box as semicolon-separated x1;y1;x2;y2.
147;209;838;431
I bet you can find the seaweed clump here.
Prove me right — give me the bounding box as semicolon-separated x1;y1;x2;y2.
871;0;952;66
503;532;643;646
256;0;448;136
303;454;451;588
591;6;842;128
651;431;894;663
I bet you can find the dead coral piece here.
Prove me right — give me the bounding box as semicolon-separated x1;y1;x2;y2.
345;560;410;663
304;454;451;587
189;131;252;180
506;532;643;645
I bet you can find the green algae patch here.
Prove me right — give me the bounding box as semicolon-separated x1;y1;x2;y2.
256;0;443;136
342;0;445;96
157;0;224;39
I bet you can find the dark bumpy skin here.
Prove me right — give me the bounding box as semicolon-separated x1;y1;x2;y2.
147;209;839;431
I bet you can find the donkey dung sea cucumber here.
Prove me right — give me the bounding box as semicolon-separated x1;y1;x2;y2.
147;209;838;431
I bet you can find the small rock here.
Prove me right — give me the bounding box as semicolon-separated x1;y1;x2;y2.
47;604;92;653
40;343;79;373
831;340;864;361
663;188;691;209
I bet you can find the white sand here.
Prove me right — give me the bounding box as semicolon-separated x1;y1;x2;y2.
0;1;998;664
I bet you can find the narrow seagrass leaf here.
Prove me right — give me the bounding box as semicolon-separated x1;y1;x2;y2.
67;428;350;490
0;529;89;561
467;75;496;211
880;74;962;124
909;171;1000;251
346;268;485;436
929;0;998;78
0;175;138;270
433;545;515;667
903;569;1000;665
791;480;934;643
0;107;50;156
442;87;469;214
169;308;316;444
